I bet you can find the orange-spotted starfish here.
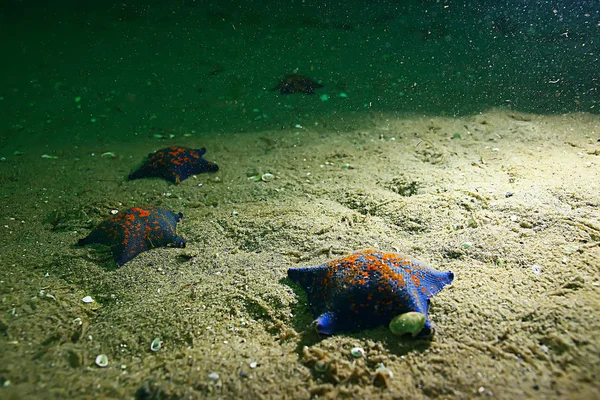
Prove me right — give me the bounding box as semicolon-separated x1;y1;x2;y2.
288;249;453;336
76;207;186;265
129;146;218;183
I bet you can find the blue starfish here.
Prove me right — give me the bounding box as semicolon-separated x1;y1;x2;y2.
76;207;186;266
129;146;218;183
288;249;454;336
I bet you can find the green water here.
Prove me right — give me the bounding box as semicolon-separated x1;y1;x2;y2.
1;0;598;150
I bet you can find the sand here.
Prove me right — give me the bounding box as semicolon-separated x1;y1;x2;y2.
1;1;599;399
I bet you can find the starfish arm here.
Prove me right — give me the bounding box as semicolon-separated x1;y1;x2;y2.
314;311;337;334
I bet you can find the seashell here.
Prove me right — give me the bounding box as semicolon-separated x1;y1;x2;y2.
95;354;108;367
389;312;426;337
261;173;274;182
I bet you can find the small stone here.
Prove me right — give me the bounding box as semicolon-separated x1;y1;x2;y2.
249;362;257;369
208;372;219;381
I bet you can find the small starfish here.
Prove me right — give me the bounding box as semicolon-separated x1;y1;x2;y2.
129;146;218;183
272;74;324;94
288;249;454;336
76;207;186;266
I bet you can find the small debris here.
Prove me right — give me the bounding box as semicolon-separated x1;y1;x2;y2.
41;154;59;159
373;363;393;388
249;362;257;369
208;372;219;381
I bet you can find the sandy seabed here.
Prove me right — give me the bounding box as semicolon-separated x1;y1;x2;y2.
0;109;599;399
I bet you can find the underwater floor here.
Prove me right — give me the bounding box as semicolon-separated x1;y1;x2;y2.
1;1;599;399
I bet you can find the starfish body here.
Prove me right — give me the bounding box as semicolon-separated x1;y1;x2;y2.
288;249;454;336
273;74;324;94
129;146;218;183
77;206;186;266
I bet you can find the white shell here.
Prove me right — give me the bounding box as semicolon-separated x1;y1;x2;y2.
95;354;108;367
261;173;274;182
350;347;365;358
81;296;94;303
150;338;162;352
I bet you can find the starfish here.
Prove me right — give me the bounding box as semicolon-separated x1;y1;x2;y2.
128;146;218;183
76;207;186;266
287;249;454;336
272;74;324;94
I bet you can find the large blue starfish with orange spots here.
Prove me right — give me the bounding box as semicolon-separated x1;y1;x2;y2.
76;207;186;265
288;249;454;336
129;146;218;183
